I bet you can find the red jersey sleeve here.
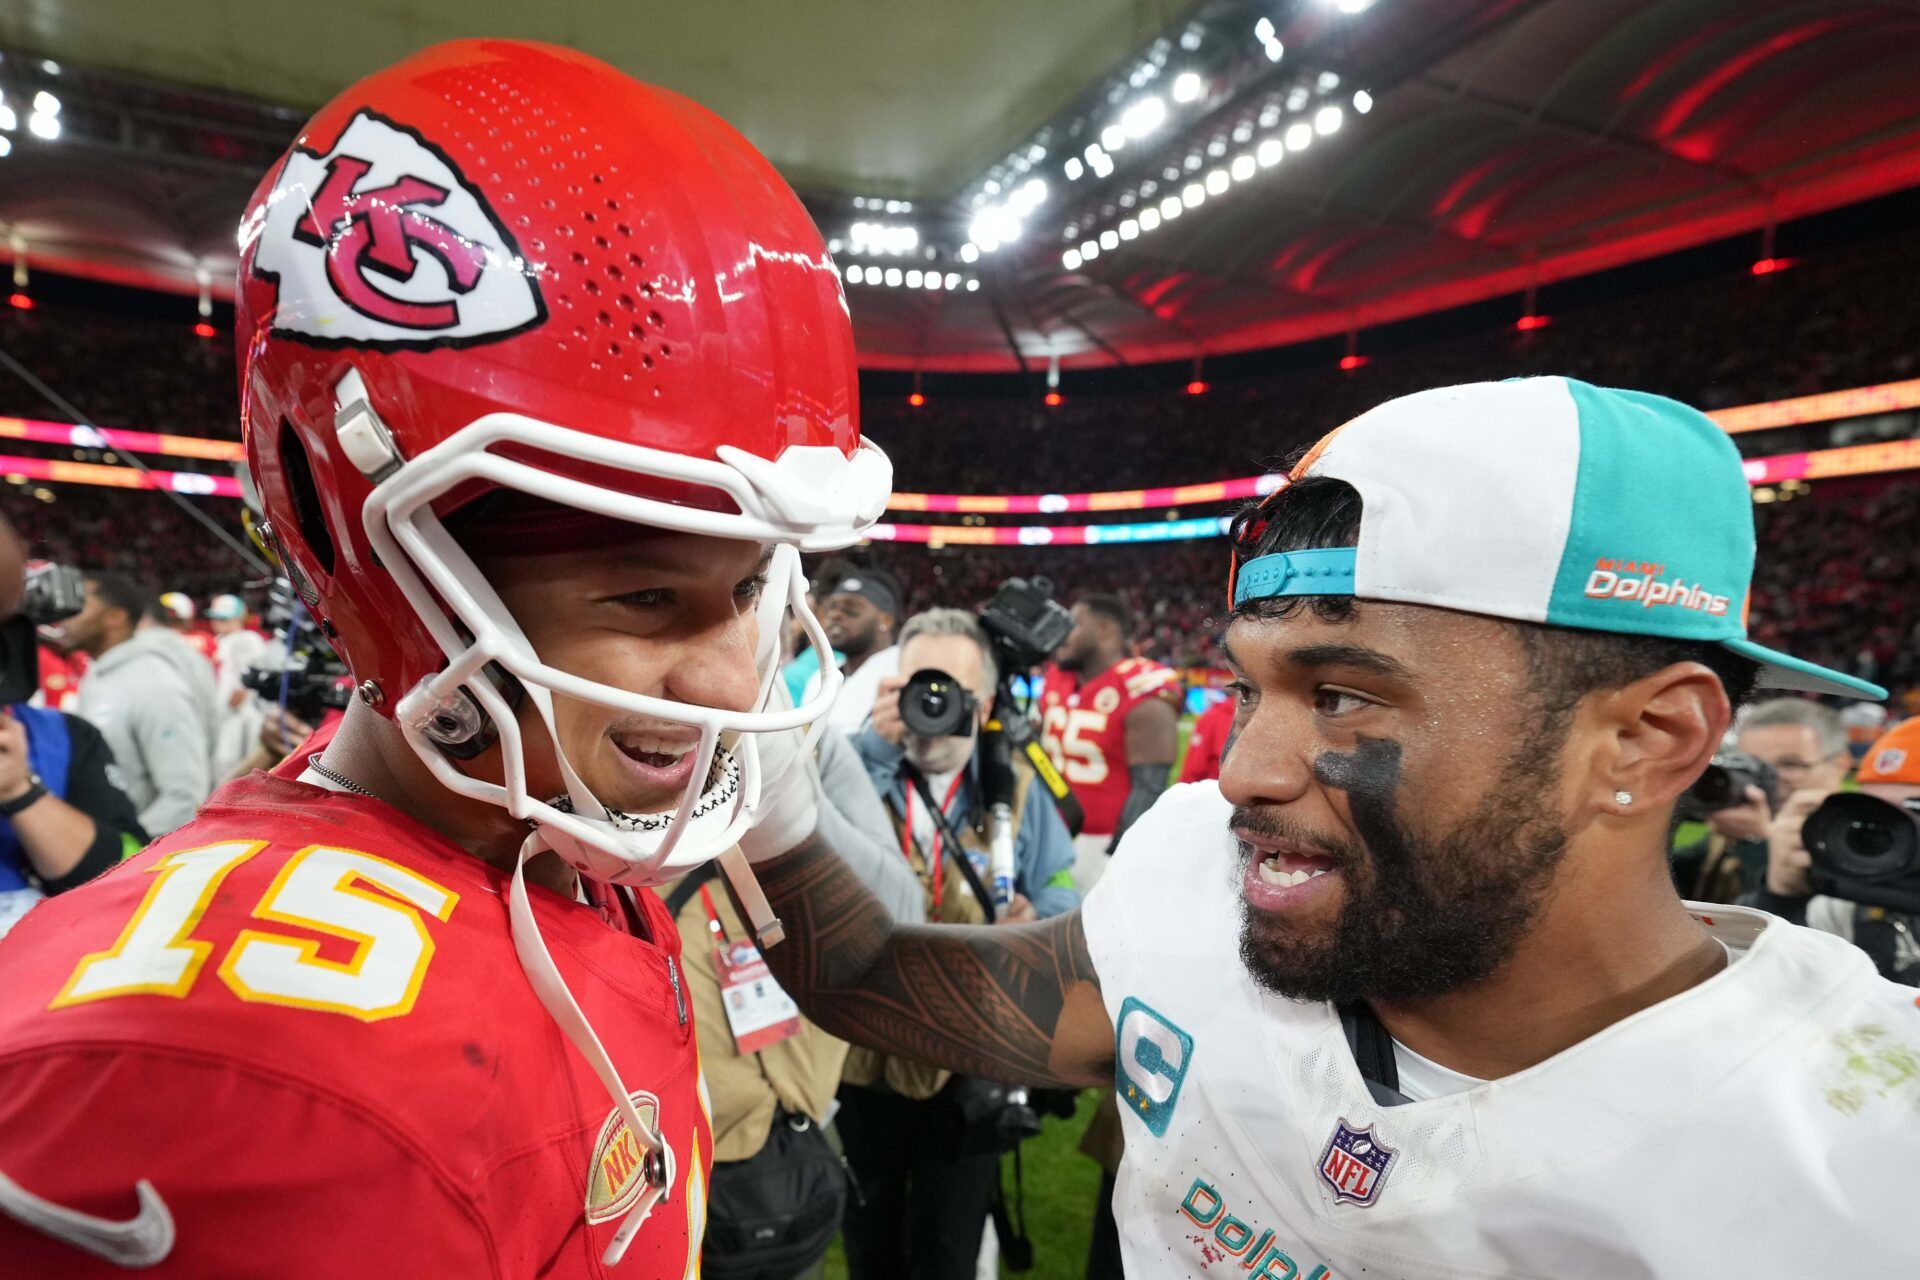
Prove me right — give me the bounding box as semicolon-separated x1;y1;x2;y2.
0;1043;498;1277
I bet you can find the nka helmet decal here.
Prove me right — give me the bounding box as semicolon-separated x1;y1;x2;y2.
249;108;546;348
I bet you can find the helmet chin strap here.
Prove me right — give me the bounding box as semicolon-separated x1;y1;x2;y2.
506;828;673;1266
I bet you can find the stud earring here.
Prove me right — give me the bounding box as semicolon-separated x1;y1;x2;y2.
1614;790;1634;807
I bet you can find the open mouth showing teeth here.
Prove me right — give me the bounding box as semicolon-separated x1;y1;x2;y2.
1256;857;1335;888
612;734;694;769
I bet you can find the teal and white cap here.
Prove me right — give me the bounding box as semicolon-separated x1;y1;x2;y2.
1232;376;1886;700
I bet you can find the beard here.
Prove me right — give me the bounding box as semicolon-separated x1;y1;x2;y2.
1235;735;1570;1006
904;728;975;776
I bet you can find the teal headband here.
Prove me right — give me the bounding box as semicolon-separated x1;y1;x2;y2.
1231;547;1357;607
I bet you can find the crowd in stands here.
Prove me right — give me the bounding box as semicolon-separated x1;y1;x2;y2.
862;230;1920;493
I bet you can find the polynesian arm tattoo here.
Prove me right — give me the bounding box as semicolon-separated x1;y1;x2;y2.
748;832;1115;1087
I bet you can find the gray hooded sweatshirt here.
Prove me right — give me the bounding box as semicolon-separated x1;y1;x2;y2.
74;628;217;837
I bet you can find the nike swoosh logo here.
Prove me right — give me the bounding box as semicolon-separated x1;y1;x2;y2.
0;1168;175;1269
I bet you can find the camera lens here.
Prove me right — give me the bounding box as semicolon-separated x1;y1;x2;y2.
1804;792;1920;879
900;668;973;739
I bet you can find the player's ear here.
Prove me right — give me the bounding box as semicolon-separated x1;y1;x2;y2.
1576;661;1728;818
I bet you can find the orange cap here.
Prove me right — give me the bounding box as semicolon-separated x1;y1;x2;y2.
1859;718;1920;785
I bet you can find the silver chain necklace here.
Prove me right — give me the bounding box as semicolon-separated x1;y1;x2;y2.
306;756;375;797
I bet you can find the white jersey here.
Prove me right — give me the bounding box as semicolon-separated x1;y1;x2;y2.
1081;782;1916;1278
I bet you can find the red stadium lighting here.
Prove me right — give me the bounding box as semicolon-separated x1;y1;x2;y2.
1044;391;1064;407
7;293;33;311
1185;379;1210;396
1338;354;1368;372
193;321;217;339
1515;314;1551;332
907;391;926;407
1750;257;1793;276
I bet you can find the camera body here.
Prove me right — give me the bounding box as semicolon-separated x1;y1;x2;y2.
1804;792;1920;914
978;576;1072;675
0;562;87;705
1675;751;1782;823
899;667;977;739
240;579;352;723
20;563;86;627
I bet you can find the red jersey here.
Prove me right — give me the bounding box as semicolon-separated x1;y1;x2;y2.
1178;694;1239;784
0;759;711;1277
36;645;86;712
1039;657;1182;837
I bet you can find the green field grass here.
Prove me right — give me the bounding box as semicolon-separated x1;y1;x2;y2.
821;1089;1105;1280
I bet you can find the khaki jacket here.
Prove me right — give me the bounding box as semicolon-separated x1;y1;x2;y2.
661;877;849;1163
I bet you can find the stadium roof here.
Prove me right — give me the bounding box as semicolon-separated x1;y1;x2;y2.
3;0;1919;372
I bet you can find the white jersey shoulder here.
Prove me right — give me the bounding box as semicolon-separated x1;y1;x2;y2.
1082;782;1919;1279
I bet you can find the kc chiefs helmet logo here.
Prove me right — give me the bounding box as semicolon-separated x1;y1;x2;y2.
249;109;545;347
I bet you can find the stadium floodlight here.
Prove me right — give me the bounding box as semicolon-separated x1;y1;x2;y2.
1285;122;1314;151
0;137;10;159
0;106;14;133
1205;168;1229;195
1089;149;1115;178
1317;72;1342;93
847;264;865;285
883;267;903;287
905;269;923;288
26;112;58;141
39;60;59;75
1315;105;1344;135
1207;137;1227;157
1172;71;1202;103
1182;182;1206;209
1264;38;1285;62
1287;86;1310;111
1013;177;1047;211
1231;154;1256;182
1099;229;1119;251
1353;89;1374;114
1101;123;1127;152
1139;206;1161;232
965;279;979;291
1337;0;1376;12
923;272;941;291
1233;122;1253;143
1064;156;1084;181
1081;239;1099;261
33;91;59;117
1028;144;1046;162
1121;96;1166;139
1160;195;1184;219
1254;17;1275;42
944;273;959;289
958;243;980;263
1063;248;1082;270
1119;219;1138;241
1257;137;1284;167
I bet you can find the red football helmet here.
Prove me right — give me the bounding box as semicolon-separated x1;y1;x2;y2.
236;39;890;889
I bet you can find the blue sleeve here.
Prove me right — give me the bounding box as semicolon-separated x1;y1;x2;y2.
849;728;905;794
1016;784;1079;918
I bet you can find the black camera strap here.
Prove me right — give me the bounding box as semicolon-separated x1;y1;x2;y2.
898;762;999;924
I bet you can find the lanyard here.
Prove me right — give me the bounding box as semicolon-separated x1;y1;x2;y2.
901;768;967;909
698;883;731;947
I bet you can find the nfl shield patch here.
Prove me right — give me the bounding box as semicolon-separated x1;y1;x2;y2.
1317;1118;1395;1207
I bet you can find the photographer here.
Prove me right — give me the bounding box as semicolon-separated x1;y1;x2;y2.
0;528;147;937
1747;718;1920;982
842;607;1077;1280
1671;699;1850;902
